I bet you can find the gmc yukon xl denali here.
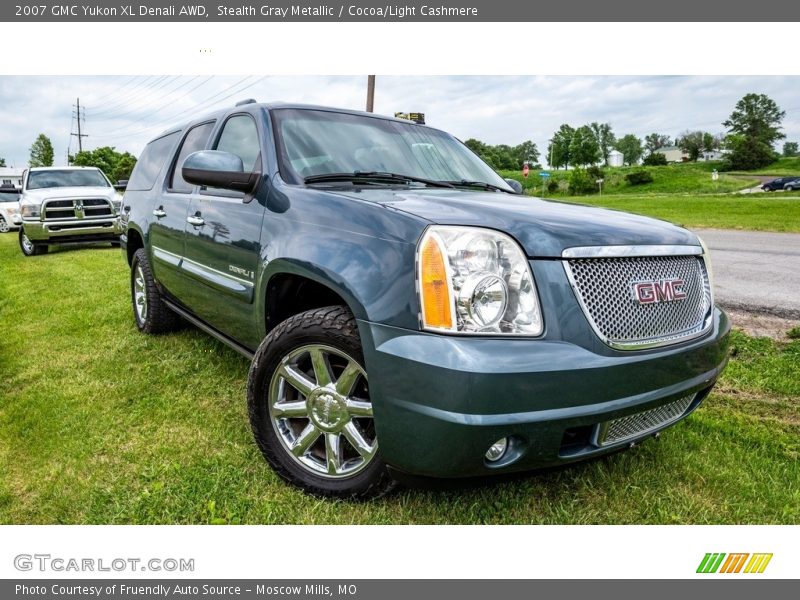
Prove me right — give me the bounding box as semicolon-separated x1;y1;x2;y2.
121;101;730;498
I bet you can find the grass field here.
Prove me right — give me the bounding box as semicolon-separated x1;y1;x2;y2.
728;156;800;177
501;161;761;196
0;233;798;524
556;194;800;232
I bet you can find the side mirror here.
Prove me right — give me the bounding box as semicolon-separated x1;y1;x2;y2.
504;178;523;194
114;179;128;191
182;150;259;193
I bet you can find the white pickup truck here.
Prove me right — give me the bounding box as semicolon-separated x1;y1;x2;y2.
15;166;122;256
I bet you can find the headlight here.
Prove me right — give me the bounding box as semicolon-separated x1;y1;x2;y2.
111;198;122;212
20;204;41;219
417;226;543;335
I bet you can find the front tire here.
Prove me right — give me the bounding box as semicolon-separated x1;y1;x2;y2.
247;306;395;500
0;216;9;233
130;248;181;334
19;229;47;256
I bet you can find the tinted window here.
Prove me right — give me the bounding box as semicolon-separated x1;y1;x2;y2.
127;131;180;191
0;192;19;203
215;115;260;172
169;121;215;193
27;169;109;190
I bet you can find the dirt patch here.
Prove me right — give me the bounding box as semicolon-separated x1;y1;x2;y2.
726;308;800;341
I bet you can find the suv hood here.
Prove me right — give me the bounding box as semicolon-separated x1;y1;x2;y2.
22;186;116;203
335;188;699;258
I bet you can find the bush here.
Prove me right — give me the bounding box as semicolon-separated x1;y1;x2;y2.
568;168;596;195
586;165;605;181
642;152;668;166
547;180;559;193
625;171;654;186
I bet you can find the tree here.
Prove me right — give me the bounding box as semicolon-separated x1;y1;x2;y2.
615;134;643;166
513;140;540;167
29;134;54;167
547;124;575;169
677;130;708;161
784;142;799;157
70;146;137;183
0;157;6;167
642;152;668;166
569;125;601;167
644;133;671;155
589;122;616;165
722;93;785;170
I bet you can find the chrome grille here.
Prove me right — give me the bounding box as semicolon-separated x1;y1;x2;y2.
43;198;114;220
596;394;695;447
565;255;712;349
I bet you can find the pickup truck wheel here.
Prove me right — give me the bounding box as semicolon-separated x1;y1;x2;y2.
19;229;47;256
248;306;395;500
130;248;181;334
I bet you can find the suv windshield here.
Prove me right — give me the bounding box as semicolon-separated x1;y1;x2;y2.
27;169;110;190
273;108;513;192
0;191;19;202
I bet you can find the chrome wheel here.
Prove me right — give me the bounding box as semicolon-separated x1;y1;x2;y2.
133;263;148;323
268;344;377;479
21;232;34;253
0;217;8;233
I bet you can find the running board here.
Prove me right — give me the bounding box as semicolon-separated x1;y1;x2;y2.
162;299;255;361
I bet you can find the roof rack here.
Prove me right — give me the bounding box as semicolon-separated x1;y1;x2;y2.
235;98;257;106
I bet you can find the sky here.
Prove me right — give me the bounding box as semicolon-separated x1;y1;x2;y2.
0;75;798;169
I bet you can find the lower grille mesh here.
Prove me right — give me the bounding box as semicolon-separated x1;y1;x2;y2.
596;394;695;446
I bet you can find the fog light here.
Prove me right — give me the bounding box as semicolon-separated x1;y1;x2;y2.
485;437;508;462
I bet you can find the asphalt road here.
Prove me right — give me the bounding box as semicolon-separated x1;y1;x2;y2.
693;228;800;318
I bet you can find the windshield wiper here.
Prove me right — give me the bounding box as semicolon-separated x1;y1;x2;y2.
443;180;514;193
304;171;455;189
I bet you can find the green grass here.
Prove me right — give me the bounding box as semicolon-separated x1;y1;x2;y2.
728;156;800;176
553;194;800;232
501;161;760;196
0;234;798;524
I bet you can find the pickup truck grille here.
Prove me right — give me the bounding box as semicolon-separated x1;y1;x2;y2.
565;254;712;349
42;198;114;220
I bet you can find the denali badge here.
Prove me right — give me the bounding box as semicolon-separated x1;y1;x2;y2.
632;279;687;304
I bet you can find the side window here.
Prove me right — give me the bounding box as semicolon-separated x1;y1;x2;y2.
127;131;180;191
214;115;260;172
169;121;215;193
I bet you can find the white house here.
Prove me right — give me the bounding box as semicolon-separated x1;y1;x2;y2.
0;167;24;189
699;150;727;162
654;146;689;163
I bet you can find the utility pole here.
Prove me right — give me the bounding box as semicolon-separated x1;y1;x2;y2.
71;97;88;154
366;75;375;113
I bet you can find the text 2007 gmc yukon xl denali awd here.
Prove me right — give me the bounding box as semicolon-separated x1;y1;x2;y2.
120;101;730;499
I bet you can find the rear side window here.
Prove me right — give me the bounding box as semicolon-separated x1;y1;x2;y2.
215;115;260;171
127;131;180;191
169;121;216;193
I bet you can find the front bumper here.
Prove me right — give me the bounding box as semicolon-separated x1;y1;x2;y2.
21;217;121;243
359;308;730;478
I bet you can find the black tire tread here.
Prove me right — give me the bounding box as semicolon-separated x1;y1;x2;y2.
131;248;181;334
247;305;397;501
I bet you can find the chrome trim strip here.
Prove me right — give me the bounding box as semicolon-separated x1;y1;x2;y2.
181;256;254;287
152;246;181;267
562;244;703;258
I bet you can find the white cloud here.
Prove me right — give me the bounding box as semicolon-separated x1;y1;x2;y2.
0;75;798;168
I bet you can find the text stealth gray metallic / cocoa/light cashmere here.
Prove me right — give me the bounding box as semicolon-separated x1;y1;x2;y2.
119;101;730;498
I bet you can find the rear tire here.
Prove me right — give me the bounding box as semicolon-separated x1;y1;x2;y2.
130;248;181;334
0;216;9;233
247;306;396;500
19;229;47;256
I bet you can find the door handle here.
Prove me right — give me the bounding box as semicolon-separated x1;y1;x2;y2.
186;215;205;227
152;207;166;218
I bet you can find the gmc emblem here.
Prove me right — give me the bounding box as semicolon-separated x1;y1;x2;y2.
632;279;687;305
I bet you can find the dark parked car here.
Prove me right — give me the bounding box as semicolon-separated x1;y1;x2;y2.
121;102;730;498
761;176;800;191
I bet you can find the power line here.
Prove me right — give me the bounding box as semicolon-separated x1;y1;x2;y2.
82;75;142;106
87;75;173;116
88;76;204;123
92;76;264;141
